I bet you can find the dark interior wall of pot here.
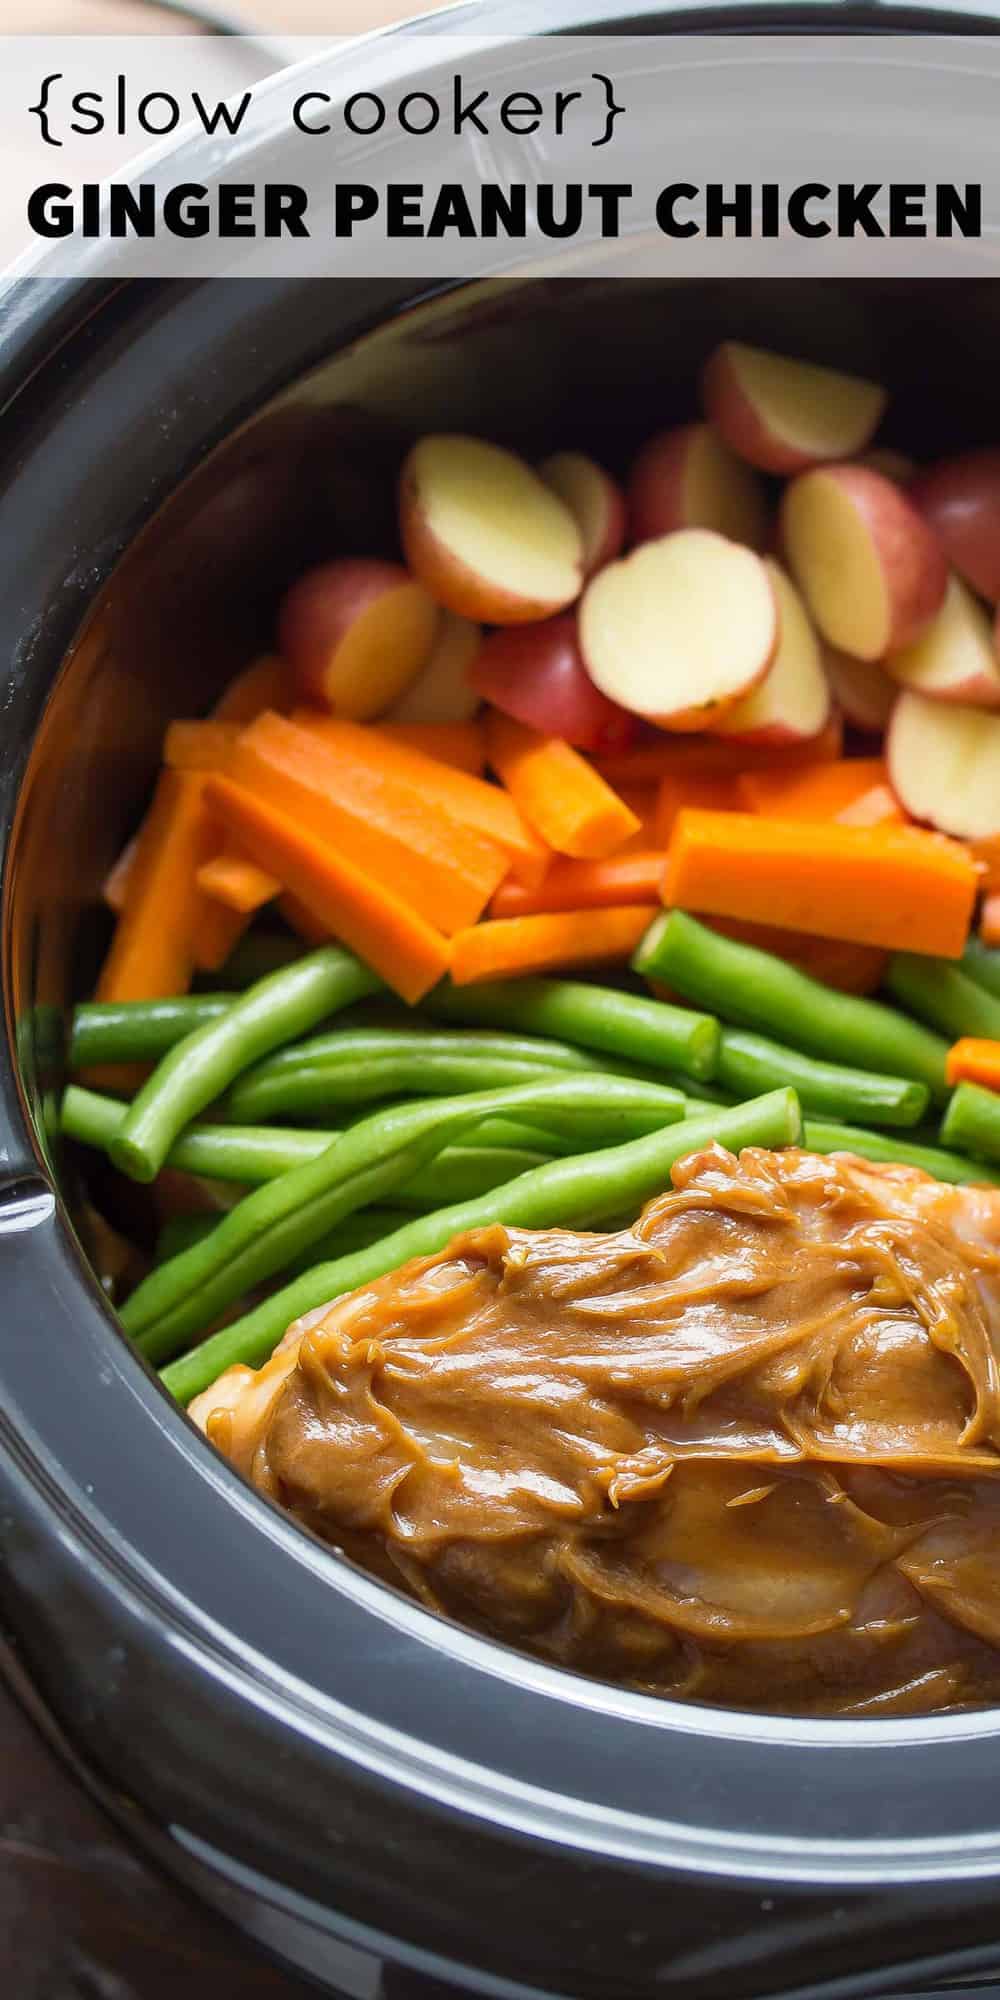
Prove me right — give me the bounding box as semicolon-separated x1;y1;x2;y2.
5;273;998;1163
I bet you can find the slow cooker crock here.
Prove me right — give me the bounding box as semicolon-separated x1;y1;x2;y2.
6;6;1000;1997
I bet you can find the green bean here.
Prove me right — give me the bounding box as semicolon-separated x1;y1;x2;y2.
941;1082;1000;1166
111;948;382;1184
129;1071;687;1359
634;911;950;1102
716;1029;928;1127
803;1118;1000;1186
62;1085;343;1184
69;995;231;1069
161;1088;801;1403
424;976;719;1081
885;953;1000;1044
226;1026;653;1123
961;937;1000;1004
157;1205;412;1269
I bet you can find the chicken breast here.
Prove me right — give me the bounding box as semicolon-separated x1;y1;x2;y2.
190;1145;1000;1715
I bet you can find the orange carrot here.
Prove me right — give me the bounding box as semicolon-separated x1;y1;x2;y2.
664;810;977;958
224;711;508;936
738;758;899;823
204;775;450;1003
294;710;549;890
278;892;331;946
490;852;666;918
102;836;138;915
450;906;658;985
593;716;843;790
835;784;903;829
654;774;743;846
96;770;213;1000
972;840;1000;893
704;918;888;996
946;1038;1000;1091
982;893;1000;947
616;787;660;849
196;852;280;914
212;654;291;724
377;719;486;774
191;898;251;974
485;711;640;861
164;720;242;772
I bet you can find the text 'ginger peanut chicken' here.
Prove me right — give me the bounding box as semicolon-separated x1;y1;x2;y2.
191;1144;1000;1717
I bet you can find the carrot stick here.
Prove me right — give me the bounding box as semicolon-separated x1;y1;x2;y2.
96;771;213;1001
593;716;843;790
293;710;549;891
490;852;666;918
835;784;903;829
191;898;251;974
164;720;242;772
204;775;451;1003
196;852;280;914
278;892;330;946
450;906;658;985
946;1037;1000;1091
982;892;1000;947
654;774;744;846
102;836;138;915
224;711;508;936
972;841;1000;894
212;654;291;724
738;758;899;823
704;918;888;996
484;711;640;861
663;810;977;958
377;720;486;774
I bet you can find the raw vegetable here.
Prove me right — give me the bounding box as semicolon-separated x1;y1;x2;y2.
160;1088;802;1402
945;1039;1000;1092
382;613;482;726
887;691;1000;841
191;898;251;975
737;758;897;823
803;1118;1000;1186
626;421;768;549
128;1071;692;1358
961;936;1000;1002
425;974;720;1081
634;911;950;1100
484;710;640;859
204;775;453;1002
782;464;947;659
110;947;380;1184
164;721;241;771
654;775;742;845
469;615;636;751
716;1029;928;1127
701;342;886;474
941;1081;1000;1164
102;837;137;914
910;449;1000;605
96;770;213;1002
211;654;290;723
277;557;439;718
885;574;1000;708
983;895;1000;947
592;717;843;789
489;853;665;918
399;434;584;624
70;996;232;1067
710;561;831;746
538;451;626;576
378;719;485;772
662;810;977;957
449;906;658;985
195;854;281;914
885;953;1000;1044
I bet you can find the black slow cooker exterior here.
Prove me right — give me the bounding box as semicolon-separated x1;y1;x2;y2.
6;7;1000;1997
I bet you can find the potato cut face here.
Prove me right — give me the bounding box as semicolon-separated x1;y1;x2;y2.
889;689;1000;839
405;435;583;608
683;426;769;547
725;343;886;459
539;451;622;574
887;574;1000;707
580;528;776;727
327;582;439;720
714;562;830;741
783;471;891;660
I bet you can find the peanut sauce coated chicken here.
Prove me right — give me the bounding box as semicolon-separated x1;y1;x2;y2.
191;1144;1000;1716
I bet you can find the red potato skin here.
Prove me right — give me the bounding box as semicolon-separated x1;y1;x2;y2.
278;559;423;701
542;457;626;576
399;457;582;624
627;423;766;549
713;685;832;750
910;450;1000;606
782;464;948;655
700;347;815;475
469;615;637;752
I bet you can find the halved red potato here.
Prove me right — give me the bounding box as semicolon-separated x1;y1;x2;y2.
579;528;777;731
781;464;948;661
702;342;887;475
470;613;636;751
888;689;1000;839
400;434;583;623
858;447;916;486
886;573;1000;707
822;645;896;733
278;559;438;720
910;449;1000;605
627;422;768;550
712;561;831;745
538;451;625;576
384;610;482;723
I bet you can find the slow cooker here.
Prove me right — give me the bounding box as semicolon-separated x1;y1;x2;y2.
6;5;1000;1995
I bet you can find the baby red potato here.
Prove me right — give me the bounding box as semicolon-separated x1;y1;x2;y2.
400;435;583;623
781;464;947;661
538;452;626;576
888;689;1000;840
384;610;482;724
627;422;768;550
702;341;887;475
911;449;1000;605
822;645;897;734
887;573;1000;708
712;561;831;746
471;613;636;752
277;558;438;720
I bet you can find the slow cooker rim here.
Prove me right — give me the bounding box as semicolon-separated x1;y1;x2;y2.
5;12;1000;1995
